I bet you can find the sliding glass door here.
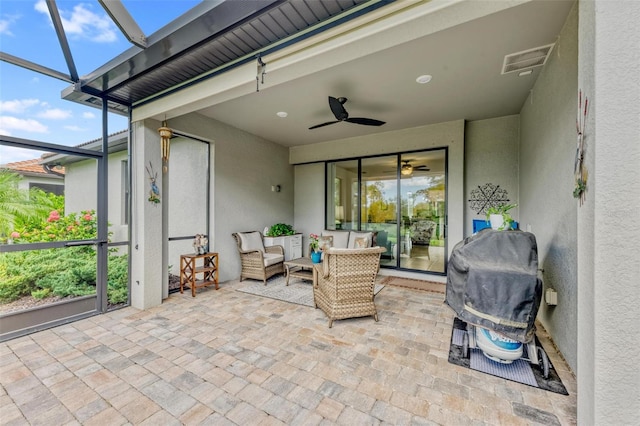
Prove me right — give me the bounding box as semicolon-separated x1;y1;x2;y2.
326;149;447;274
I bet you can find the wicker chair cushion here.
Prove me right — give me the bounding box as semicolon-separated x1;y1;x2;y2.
322;230;350;248
238;231;265;253
348;231;373;248
263;252;284;266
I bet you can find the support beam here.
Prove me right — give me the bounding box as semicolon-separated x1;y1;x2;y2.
0;52;73;83
98;0;147;48
46;0;79;82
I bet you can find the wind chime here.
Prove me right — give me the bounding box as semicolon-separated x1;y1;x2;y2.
158;121;172;173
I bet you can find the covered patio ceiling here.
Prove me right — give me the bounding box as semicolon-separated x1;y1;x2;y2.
5;0;574;148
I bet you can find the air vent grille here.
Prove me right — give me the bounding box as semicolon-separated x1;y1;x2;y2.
501;43;554;74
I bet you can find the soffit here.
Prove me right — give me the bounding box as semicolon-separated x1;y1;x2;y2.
63;0;390;111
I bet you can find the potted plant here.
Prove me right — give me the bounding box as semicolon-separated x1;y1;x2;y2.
486;203;517;230
309;233;322;263
265;223;295;237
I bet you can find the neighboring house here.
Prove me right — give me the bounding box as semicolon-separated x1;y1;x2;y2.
1;158;65;196
40;130;129;244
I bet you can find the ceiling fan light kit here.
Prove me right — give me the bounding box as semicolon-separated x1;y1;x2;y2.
309;96;385;130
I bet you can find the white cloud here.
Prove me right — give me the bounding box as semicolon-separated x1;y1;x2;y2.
0;99;41;114
37;108;73;120
0;116;48;133
0;18;13;36
63;125;85;132
82;111;96;119
35;0;118;43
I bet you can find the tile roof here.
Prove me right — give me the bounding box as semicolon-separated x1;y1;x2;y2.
1;158;65;175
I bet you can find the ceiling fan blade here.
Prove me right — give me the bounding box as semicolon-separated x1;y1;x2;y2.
346;117;386;126
328;96;348;120
308;120;340;130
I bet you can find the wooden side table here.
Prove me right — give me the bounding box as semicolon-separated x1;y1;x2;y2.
180;252;219;297
283;257;314;285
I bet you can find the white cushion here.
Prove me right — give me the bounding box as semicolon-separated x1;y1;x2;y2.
239;231;265;253
348;231;373;248
322;230;349;249
263;253;284;266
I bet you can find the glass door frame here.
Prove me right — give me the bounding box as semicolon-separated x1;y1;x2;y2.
325;147;448;276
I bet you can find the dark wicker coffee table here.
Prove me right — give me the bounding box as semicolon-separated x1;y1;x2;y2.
283;257;314;285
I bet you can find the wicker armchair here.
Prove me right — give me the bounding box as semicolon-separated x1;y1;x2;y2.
313;246;386;328
232;231;285;285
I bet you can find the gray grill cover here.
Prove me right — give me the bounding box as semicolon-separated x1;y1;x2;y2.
445;230;542;343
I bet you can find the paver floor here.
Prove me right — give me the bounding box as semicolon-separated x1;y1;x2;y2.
0;280;577;425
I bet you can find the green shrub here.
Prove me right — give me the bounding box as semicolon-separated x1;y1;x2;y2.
31;288;51;299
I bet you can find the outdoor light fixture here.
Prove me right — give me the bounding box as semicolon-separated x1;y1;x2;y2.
401;163;413;176
158;121;172;172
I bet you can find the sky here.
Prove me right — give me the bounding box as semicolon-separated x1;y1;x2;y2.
0;0;202;164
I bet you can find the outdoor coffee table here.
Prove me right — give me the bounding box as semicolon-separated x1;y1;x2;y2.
283;257;315;285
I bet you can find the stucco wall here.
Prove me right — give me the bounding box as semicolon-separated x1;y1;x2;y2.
163;113;294;283
464;116;520;237
519;3;578;371
578;1;640;424
63;150;128;243
291;120;464;281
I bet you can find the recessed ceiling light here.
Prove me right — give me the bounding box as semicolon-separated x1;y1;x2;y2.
518;70;533;76
276;111;288;118
416;74;432;84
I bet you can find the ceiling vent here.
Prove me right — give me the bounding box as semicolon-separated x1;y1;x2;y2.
501;43;555;74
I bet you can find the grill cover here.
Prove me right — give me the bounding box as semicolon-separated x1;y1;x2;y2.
445;229;542;343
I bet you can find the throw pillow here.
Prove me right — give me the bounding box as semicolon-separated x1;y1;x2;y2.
318;236;333;251
348;231;373;249
354;237;369;248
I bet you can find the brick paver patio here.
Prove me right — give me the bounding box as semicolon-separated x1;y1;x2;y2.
0;280;576;425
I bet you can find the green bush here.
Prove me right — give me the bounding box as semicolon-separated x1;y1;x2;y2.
31;288;51;299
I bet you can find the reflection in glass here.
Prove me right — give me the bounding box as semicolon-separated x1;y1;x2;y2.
360;156;398;267
325;149;447;274
399;151;446;273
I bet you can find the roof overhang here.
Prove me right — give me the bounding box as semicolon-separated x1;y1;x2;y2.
62;0;393;115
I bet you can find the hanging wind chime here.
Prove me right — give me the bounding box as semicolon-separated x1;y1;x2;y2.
158;121;172;173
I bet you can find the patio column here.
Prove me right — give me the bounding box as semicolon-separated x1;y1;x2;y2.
129;120;164;309
577;1;640;424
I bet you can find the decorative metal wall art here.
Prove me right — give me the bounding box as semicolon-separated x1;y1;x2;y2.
574;89;589;205
468;183;510;215
146;162;160;204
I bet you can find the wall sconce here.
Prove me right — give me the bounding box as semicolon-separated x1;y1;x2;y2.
158;121;173;172
271;185;281;192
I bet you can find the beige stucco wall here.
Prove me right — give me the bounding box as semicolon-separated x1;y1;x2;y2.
144;113;295;285
520;2;578;372
63;150;128;244
291;120;464;282
577;1;640;423
464;116;520;237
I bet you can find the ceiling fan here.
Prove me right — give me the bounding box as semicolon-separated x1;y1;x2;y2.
401;160;430;176
308;96;385;130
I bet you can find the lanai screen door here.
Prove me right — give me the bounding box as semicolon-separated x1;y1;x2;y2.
0;137;119;341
